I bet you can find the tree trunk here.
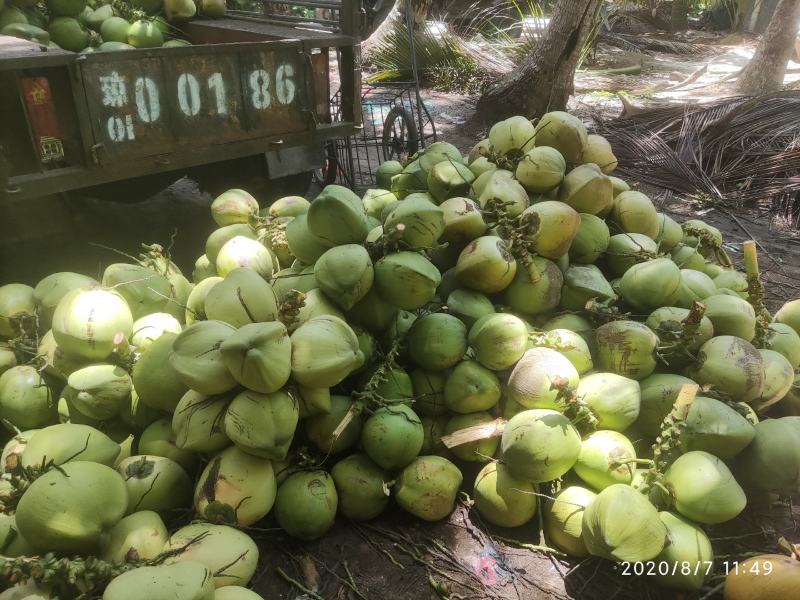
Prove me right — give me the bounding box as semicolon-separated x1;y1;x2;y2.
671;0;689;32
737;0;800;94
476;0;602;121
410;0;432;30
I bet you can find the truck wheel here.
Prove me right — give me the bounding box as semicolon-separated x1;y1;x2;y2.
382;105;419;161
78;172;183;204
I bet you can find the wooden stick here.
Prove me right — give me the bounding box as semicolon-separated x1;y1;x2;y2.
440;418;506;449
674;383;699;420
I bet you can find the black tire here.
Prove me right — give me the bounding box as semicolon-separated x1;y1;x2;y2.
382;105;419;162
189;156;313;203
314;141;340;186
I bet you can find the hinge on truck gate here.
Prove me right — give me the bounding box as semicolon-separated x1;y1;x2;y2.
0;146;20;196
90;143;105;166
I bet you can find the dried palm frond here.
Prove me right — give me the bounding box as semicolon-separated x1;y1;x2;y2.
593;93;800;217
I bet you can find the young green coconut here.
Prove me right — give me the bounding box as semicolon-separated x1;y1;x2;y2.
594;320;659;381
169;320;238;395
101;510;168;563
383;193;445;248
407;313;468;371
20;422;120;468
506;347;579;410
473;461;537;528
500;409;581;482
194;445;276;527
290;315;364;388
603;232;659;278
468;312;528;371
223;389;298;460
117;454;192;514
204;267;279;327
0;366;57;430
653;512;714;591
581;484;667;562
274;470;338;540
102;562;215;600
576;372;641;432
503;256;563;315
394;455;463;521
455;236;517;294
635;373;698;437
557;163;612;215
445;411;499;462
306;184;369;245
304;395;362;454
361;403;424;470
735;417;800;496
446;288;495;328
702;294;757;341
569;213;611;264
534;110;588;164
374;251;441;310
559;264;616;311
543;485;596;557
331;453;391;521
690;336;765;403
574;430;636;491
171;390;232;454
444;359;501;413
210;188;259;227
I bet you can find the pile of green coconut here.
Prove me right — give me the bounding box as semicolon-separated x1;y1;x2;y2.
0;0;218;53
1;109;800;599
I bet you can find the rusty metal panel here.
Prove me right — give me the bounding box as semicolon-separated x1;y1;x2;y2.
311;50;331;123
160;52;244;144
80;57;175;162
238;47;308;137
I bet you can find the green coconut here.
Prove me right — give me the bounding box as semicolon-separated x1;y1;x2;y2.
543;313;593;341
307;185;368;245
130;312;181;350
117;454;191;514
702;294;756;341
445;411;499;462
220;322;290;393
214;588;264;600
419;142;463;174
582;134;617;173
171;390;231;454
52;288;133;361
391;159;427;198
0;342;17;377
48;16;88;50
283;213;330;264
594;320;658;380
682;219;723;252
752;349;794;411
557;163;612;215
375;161;403;189
290;315;363;387
205;225;256;266
468;138;491;163
103;562;214;600
271;265;317;301
16;460;127;554
618;257;682;312
410;369;448;416
138;418;199;472
501;409;581;482
394;455;463;521
223;388;297;459
443;360;500;413
774;298;800;335
604;232;659;277
169;320;237;395
736;417;800;495
670;244;706;272
610;191;659;238
21;423;119;468
574;430;636;491
345;286;398;333
361;403;423;470
690;336;764;403
529;328;593;374
534;111;588;164
205;268;278;328
577;372;641;431
292;288;345;330
469;156;497;178
515;146;566;193
655;213;684;251
428;160;475;202
520;200;581;260
663;450;746;524
581;484;666;562
32;272;96;330
209;189;258;227
374;251;441;310
404;313;466;371
165;523;258;587
473;169;529;217
420;415;448;453
101;263;172;321
505;347;578;410
274;470;337;540
184;277;221;324
331;453;390;521
101;511;169;564
445;290;493;330
569;214;610;264
473;461;537;528
99;15;130;42
0;513;35;557
489;115;536;156
63;363;131;420
468;312;528;371
455;236;517;294
544;485;596;557
131;332;188;412
305;395;362;454
0;365;56;429
215;236;275;280
313;244;374;310
559;264;616;311
635;374;698;437
382;193;445;248
679;396;755;459
439;197;487;244
653;511;714;591
85;3;114;30
762;324;799;372
366;364;413;403
645;306;714;358
194;445;276;527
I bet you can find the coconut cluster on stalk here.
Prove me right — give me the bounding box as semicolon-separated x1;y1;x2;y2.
1;112;800;598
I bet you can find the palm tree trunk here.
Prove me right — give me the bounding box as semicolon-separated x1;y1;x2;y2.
476;0;602;121
671;0;689;32
738;0;800;94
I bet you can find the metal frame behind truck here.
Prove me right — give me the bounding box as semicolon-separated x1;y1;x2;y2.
0;0;366;202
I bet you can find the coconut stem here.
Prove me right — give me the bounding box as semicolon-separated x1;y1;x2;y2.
743;240;770;346
639;383;698;500
278;290;307;329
